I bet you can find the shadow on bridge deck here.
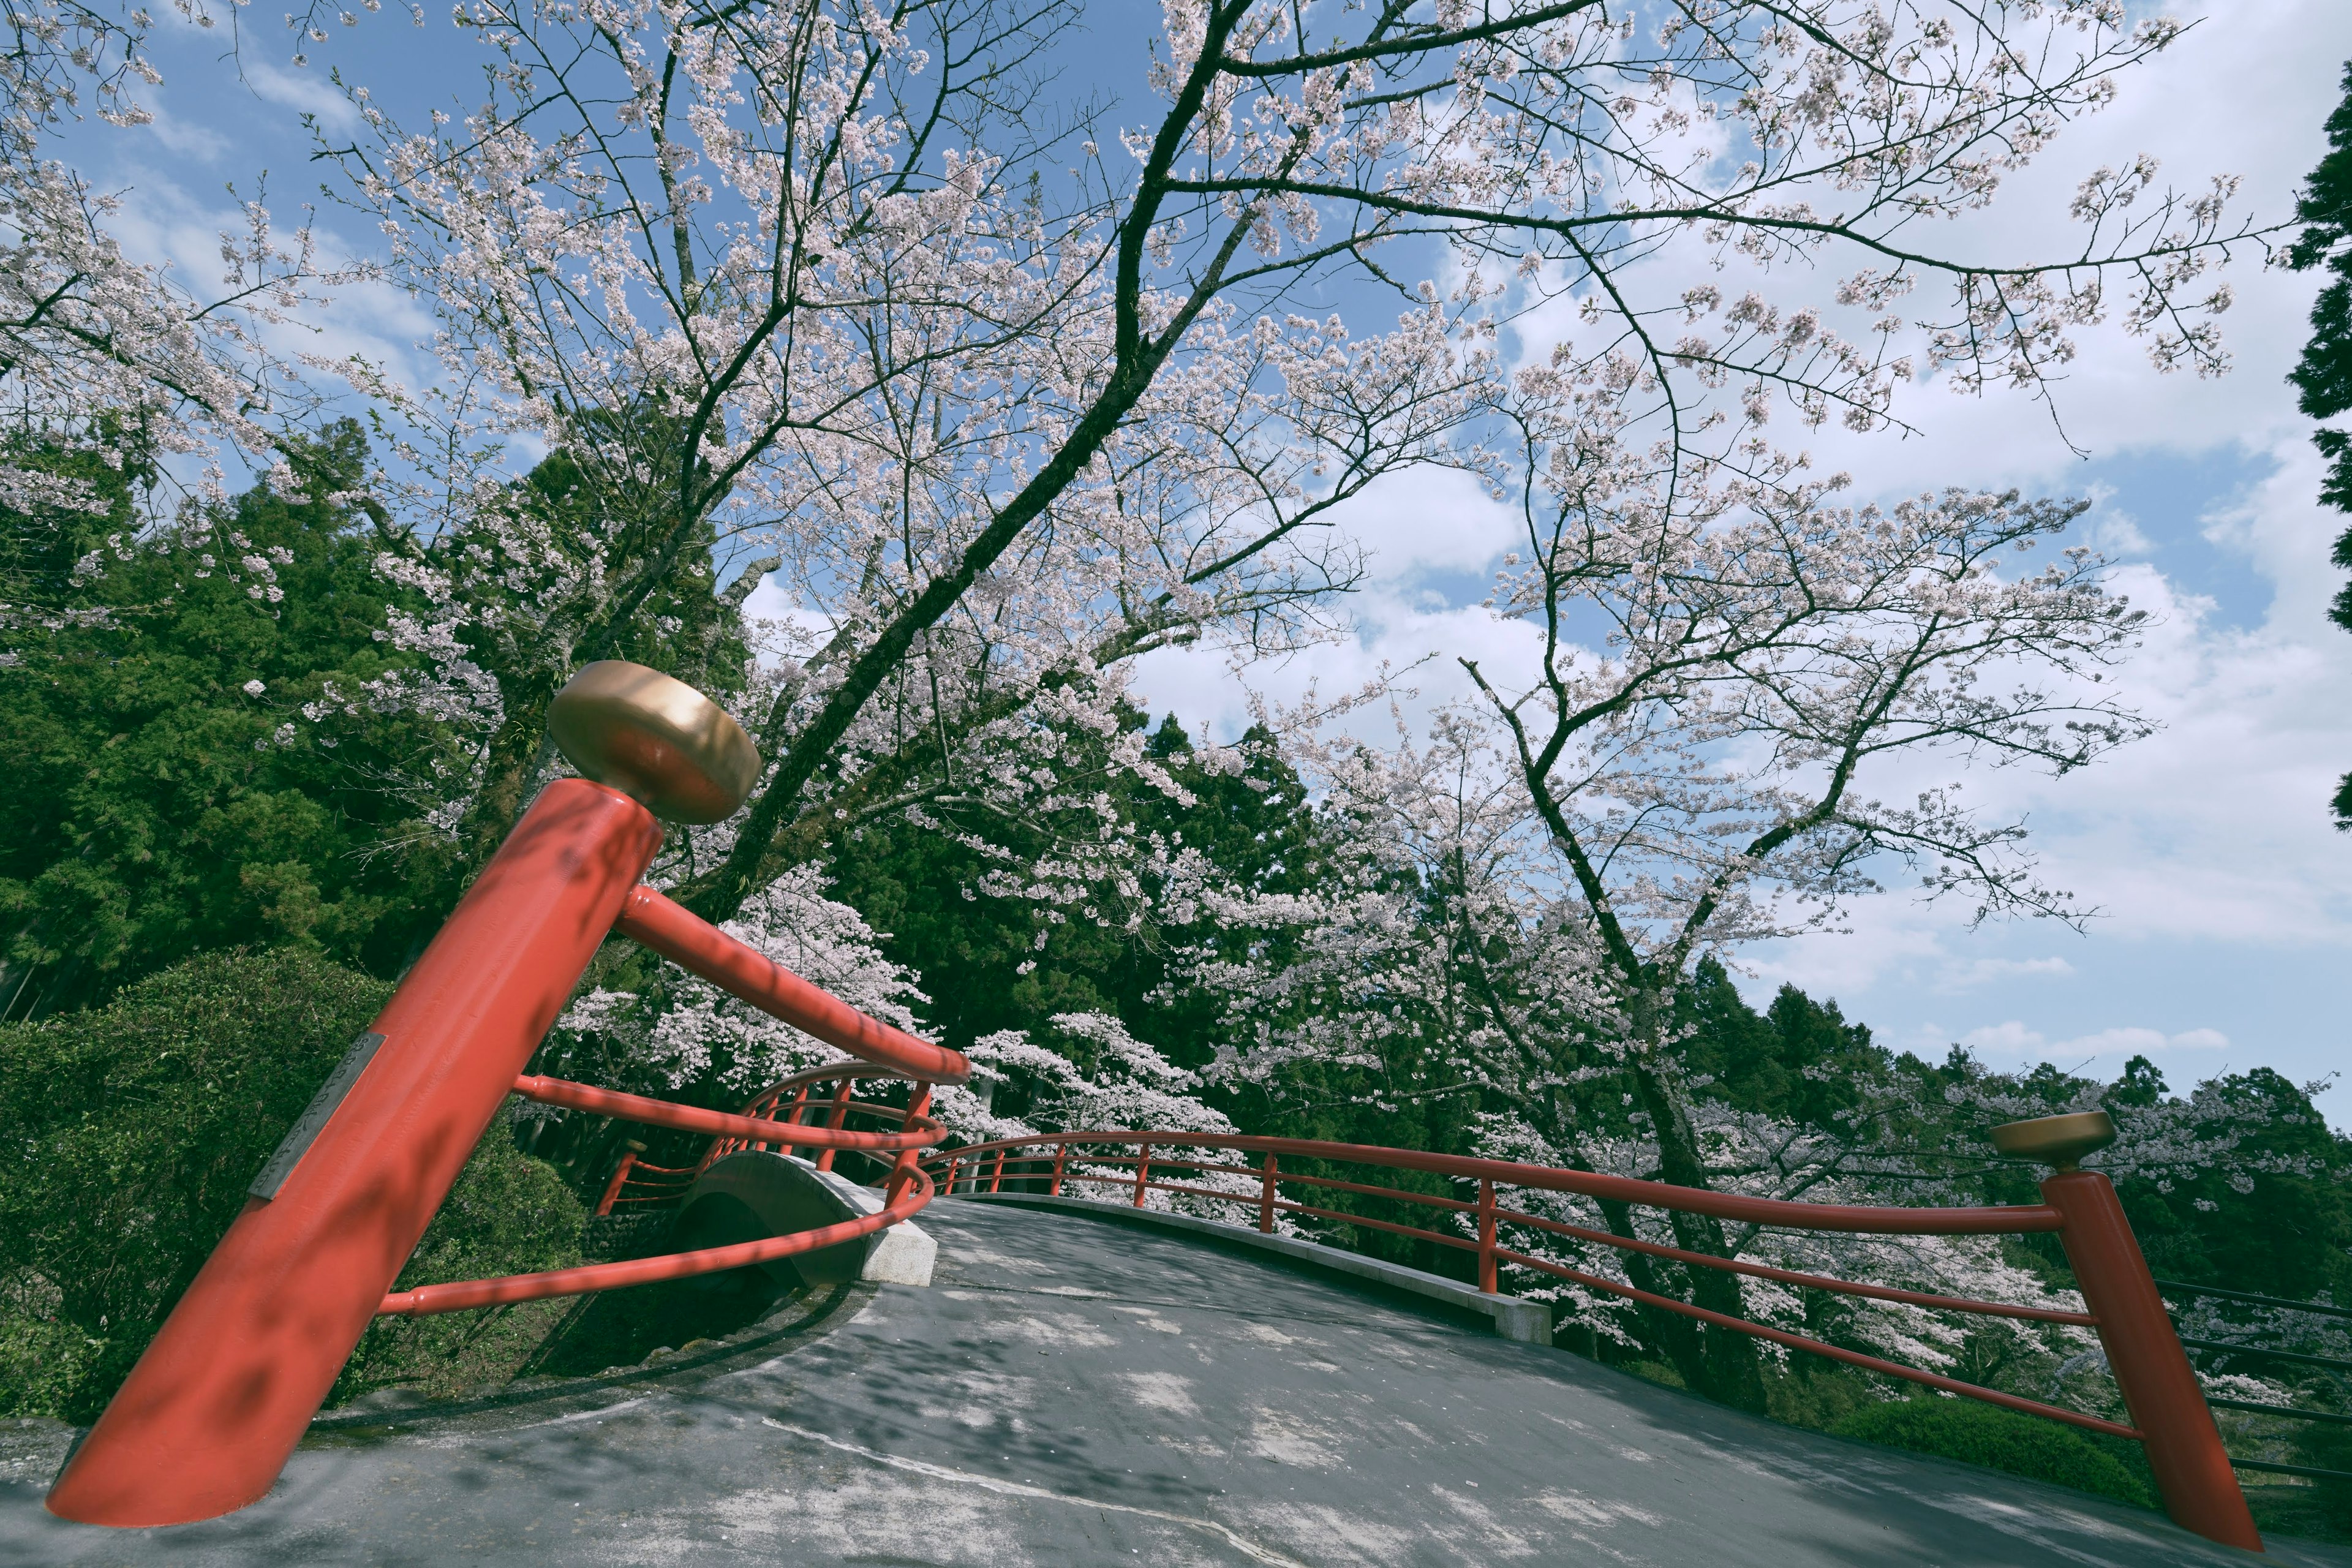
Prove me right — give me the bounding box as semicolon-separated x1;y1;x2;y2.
3;1199;2343;1567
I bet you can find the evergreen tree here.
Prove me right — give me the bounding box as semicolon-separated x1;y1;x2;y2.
2286;61;2352;825
0;423;466;1012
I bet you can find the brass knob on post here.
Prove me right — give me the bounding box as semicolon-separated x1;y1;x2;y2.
546;661;762;824
1988;1109;2117;1172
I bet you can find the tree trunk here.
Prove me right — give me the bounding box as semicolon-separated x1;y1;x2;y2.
1629;1050;1770;1414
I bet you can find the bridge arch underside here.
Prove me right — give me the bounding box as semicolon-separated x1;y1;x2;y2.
6;1203;2344;1567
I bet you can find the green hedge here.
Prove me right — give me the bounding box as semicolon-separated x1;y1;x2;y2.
1830;1396;2154;1509
0;948;585;1418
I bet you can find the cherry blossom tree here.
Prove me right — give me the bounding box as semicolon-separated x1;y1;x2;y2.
1183;428;2164;1402
0;0;349;600
304;0;2261;929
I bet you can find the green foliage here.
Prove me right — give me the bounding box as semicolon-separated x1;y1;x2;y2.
0;947;586;1419
2111;1068;2352;1304
0;422;469;1012
333;1139;587;1404
2288;1414;2352;1534
2284;62;2352;824
828;714;1324;1072
1680;957;1881;1126
1907;1048;2352;1309
442;433;759;866
1829;1396;2155;1509
0;948;393;1416
0;423;152;612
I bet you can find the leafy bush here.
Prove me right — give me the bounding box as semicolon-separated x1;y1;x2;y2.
0;424;472;1011
333;1138;588;1404
1829;1396;2154;1509
0;948;583;1418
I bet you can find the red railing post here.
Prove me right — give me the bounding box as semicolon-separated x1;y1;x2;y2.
1134;1144;1152;1207
1477;1177;1499;1294
884;1085;932;1204
989;1147;1008;1194
812;1077;855;1172
595;1142;647;1217
1050;1141;1068;1197
2041;1167;2260;1550
778;1082;811;1159
45;777;664;1528
945;1156;962;1195
1259;1152;1280;1233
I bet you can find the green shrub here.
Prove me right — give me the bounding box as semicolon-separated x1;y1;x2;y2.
0;948;584;1418
333;1137;589;1404
1829;1396;2155;1509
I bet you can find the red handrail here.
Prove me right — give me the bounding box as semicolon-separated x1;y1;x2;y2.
382;1166;934;1316
616;886;968;1084
46;777;968;1531
929;1130;2063;1235
424;1065;940;1314
921;1131;2258;1550
514;1072;941;1152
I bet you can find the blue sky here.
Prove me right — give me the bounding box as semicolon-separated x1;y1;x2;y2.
70;1;2352;1125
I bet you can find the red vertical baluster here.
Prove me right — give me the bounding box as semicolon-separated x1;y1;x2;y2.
1134;1144;1152;1208
1259;1153;1280;1234
812;1076;854;1172
884;1084;932;1204
595;1143;646;1217
1477;1178;1499;1294
780;1082;812;1161
1050;1141;1068;1197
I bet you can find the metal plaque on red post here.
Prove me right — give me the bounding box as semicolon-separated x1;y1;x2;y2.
46;663;760;1528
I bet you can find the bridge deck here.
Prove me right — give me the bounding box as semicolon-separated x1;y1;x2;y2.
5;1199;2344;1566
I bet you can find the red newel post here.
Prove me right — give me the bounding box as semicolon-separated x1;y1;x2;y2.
597;1142;648;1216
1259;1153;1280;1234
779;1082;812;1160
884;1084;933;1205
1134;1144;1152;1207
989;1147;1008;1194
2043;1169;2259;1550
1477;1177;1499;1295
1050;1141;1068;1197
812;1077;855;1172
1993;1111;2260;1553
46;777;664;1528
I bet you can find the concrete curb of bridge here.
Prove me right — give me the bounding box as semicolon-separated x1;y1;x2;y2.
960;1192;1553;1348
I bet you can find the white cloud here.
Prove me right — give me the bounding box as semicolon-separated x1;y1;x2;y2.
1958;1022;2234;1060
1934;956;2076;993
137;85;230;163
242;58;364;132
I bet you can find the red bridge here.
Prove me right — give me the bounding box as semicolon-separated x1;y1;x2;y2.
11;663;2339;1566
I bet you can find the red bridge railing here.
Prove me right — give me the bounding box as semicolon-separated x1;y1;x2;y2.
922;1128;2261;1551
379;1063;941;1317
44;769;969;1530
586;1062;935;1226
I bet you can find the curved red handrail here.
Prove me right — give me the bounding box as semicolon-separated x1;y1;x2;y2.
382;1166;933;1316
514;1072;940;1151
916;1134;2144;1454
391;1067;941;1316
617;886;969;1084
929;1131;2062;1235
1488;1245;2139;1440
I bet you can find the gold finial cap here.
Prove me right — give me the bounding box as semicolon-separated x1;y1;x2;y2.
1989;1109;2116;1171
546;661;761;824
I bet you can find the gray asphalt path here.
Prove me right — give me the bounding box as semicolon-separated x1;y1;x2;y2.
3;1199;2342;1567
